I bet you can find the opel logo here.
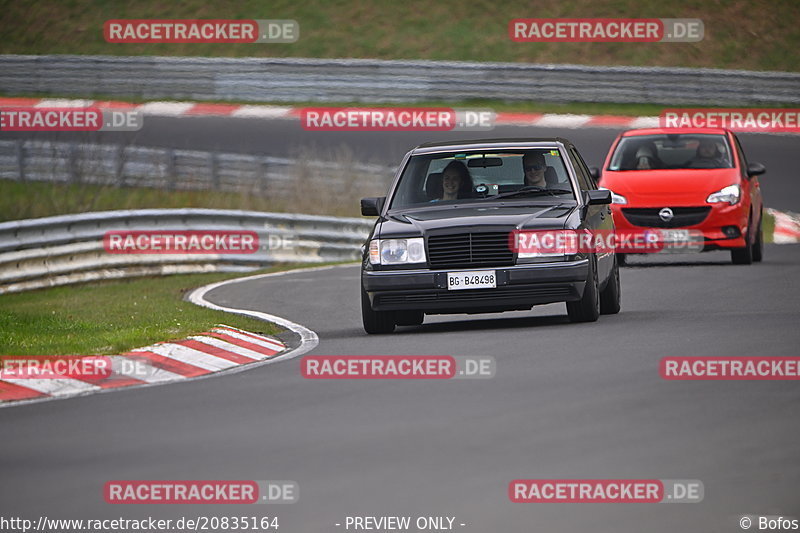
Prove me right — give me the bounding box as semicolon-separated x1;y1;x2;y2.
658;207;674;222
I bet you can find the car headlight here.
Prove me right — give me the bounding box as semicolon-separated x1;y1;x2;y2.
516;229;579;261
600;187;627;205
369;238;427;265
706;184;740;205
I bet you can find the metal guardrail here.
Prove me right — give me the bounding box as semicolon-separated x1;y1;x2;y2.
0;209;374;294
0;139;395;194
1;55;799;105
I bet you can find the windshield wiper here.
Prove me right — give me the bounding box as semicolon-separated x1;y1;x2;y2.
489;186;573;199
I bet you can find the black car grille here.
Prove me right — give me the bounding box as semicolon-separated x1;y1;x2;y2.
427;232;514;269
621;207;711;228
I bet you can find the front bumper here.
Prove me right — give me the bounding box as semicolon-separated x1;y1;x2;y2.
362;259;589;313
611;203;749;251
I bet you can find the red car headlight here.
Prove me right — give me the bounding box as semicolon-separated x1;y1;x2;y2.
706;184;741;205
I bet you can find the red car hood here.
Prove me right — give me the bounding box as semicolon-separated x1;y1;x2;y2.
600;168;741;206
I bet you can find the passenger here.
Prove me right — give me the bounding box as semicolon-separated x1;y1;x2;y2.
522;151;547;187
436;160;473;201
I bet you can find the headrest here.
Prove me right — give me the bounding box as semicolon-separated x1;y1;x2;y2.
425;172;443;200
544;166;559;186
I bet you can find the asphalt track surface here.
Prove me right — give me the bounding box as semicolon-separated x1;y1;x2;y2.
2;118;800;533
2;248;799;532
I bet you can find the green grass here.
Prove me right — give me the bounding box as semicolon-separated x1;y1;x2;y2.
1;0;798;72
0;180;280;222
0;266;314;356
763;210;775;244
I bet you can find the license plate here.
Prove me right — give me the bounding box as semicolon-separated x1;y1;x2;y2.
659;229;690;242
447;270;496;290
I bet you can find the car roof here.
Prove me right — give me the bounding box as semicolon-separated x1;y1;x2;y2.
412;137;574;154
620;127;730;137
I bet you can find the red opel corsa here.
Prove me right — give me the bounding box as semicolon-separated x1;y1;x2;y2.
595;127;766;265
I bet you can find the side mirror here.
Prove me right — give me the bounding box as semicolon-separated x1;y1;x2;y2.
361;197;385;216
585;189;612;205
747;162;766;177
589;167;601;181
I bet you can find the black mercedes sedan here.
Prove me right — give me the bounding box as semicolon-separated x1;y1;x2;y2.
359;138;621;334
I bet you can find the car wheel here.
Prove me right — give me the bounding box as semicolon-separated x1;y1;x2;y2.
600;256;621;315
361;288;396;334
752;214;764;263
617;253;627;267
731;216;754;265
396;310;424;326
567;255;600;323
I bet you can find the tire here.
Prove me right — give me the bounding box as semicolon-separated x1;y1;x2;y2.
731;216;754;265
617;253;627;267
361;288;396;334
752;214;764;263
567;255;600;323
396;310;424;326
600;256;621;315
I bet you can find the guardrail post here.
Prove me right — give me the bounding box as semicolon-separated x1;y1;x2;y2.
68;143;79;184
166;149;176;191
115;145;126;187
15;140;26;182
209;152;219;190
258;158;269;195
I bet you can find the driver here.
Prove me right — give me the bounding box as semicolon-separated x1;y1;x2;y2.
690;139;726;168
634;143;660;170
522;151;547;187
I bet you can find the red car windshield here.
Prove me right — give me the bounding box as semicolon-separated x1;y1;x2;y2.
608;134;734;171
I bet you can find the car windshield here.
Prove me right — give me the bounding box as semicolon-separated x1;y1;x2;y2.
388;149;575;209
608;134;734;171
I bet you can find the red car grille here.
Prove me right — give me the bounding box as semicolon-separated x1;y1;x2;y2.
621;207;711;228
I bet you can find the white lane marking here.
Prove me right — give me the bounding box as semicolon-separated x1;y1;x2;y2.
35;99;95;108
186;335;269;360
211;327;285;352
131;343;238;372
770;209;800;243
109;356;184;384
137;101;195;116
1;378;100;396
186;265;345;369
535;114;592;128
231;106;293;118
629;116;661;128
